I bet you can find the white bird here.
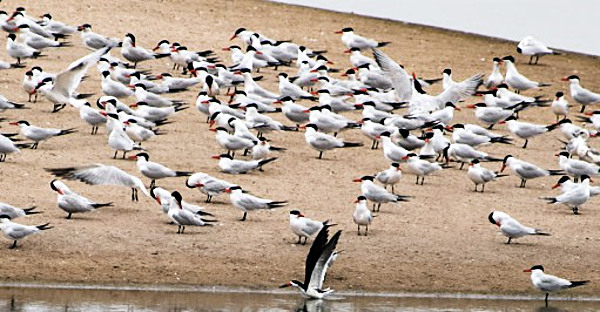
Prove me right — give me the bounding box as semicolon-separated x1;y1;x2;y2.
484;57;504;89
443;143;500;170
251;137;286;160
280;224;341;299
404;153;443;185
353;175;411;211
562;75;600;113
0;133;28;162
239;68;280;99
467;103;517;129
6;33;43;65
517;36;560;65
225;185;287;221
450;123;512;147
45;164;150;202
488;211;549;244
375;163;402;193
501;155;563;188
557;151;600;180
378;131;410;163
185;172;234;203
359;117;395;149
371;49;412;101
103;112;143;159
167;191;216;234
121;33;170;68
39;13;76;36
524;265;589;307
0;217;52;249
15;24;70;50
544;175;592;214
289;210;328;244
468;159;506;192
279;96;310;128
551;91;569;122
336;27;390;50
503;115;558;148
302;123;363;159
552;175;600;197
0;202;39;220
10;120;76;149
50;179;113;219
502;55;551;92
353;195;373;236
211;127;256;157
132;84;185;108
212;154;277;174
278;72;316;100
129;152;192;188
79;102;107;135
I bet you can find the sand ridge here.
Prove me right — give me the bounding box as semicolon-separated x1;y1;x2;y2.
0;0;598;296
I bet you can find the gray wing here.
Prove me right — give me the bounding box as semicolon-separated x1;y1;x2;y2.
437;73;484;103
308;230;342;290
55;47;111;97
372;49;412;101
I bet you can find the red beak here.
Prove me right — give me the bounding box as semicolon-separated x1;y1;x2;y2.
352;178;362;182
334;30;343;34
211;155;221;159
229;35;237;41
560;77;569;81
9;122;18;126
500;164;506;172
524;269;532;272
552;183;560;189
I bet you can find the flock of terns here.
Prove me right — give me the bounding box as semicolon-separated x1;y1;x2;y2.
0;4;597;306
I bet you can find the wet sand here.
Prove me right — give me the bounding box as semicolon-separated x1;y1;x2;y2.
0;0;599;296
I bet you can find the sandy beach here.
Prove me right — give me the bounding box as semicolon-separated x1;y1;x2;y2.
0;0;599;297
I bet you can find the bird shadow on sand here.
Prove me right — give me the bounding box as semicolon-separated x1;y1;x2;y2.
536;306;564;312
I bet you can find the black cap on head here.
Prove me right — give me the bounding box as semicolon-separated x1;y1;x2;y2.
360;176;375;181
504;115;517;122
452;123;464;129
557;176;571;184
342;27;354;32
49;179;59;192
279;96;293;102
501;55;515;63
566;75;579;80
171;191;182;203
529;265;544;272
304;123;318;131
471;159;480;164
289;210;301;215
581;174;591;181
492;57;501;62
558;151;570;157
278;72;288;78
502;155;513;164
229;185;242;191
234;28;246;35
135;152;149;160
357;195;367;201
488;212;496;225
442;68;451;75
555;91;564;97
7;33;16;40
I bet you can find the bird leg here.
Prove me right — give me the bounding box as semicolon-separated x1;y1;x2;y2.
318;151;323;159
114;151;118;159
302;237;307;245
181;226;185;234
573;206;580;215
365;225;368;236
481;184;485;192
420;176;424;185
333;132;338;137
520;179;526;188
473;184;478;192
459;162;464;170
122;151;128;159
357;225;361;236
535;56;539;65
391;185;395;194
240;212;247;221
487;124;494;130
545;293;549;307
377;203;381;212
522;139;528;149
9;240;17;249
297;236;302;244
528;56;533;65
580;105;586;113
415;176;419;184
67;213;72;219
371;140;376;150
506;237;512;244
177;225;181;234
206;195;212;203
371;203;376;212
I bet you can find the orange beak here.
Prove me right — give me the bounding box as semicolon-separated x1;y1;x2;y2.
352;178;362;182
229;34;237;41
500;164;506;172
211;155;221;159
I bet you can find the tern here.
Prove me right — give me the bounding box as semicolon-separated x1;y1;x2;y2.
502;56;550;93
150;187;215;217
449;123;512;147
501;155;563;188
372;49;412;101
280;224;341;299
557;151;600;180
212;154;277;174
289;210;329;245
45;164;150;202
551;92;569;122
562;75;600;113
103;112;143;159
517;36;560;65
10;120;76;149
129;153;193;188
79;102;107;134
121;33;170;68
468;159;506;192
186;172;234;203
50;179;113;219
466;103;518;129
14;24;71;50
353;175;411;211
168;191;216;234
503;115;558;148
484;57;504;89
211;127;256;157
301;123;363;159
39;13;76;36
488;211;549;244
0;133;29;161
553;175;600;197
336;27;390;50
403;153;443;185
278;73;316;100
524;265;589;307
353;195;373;236
544;175;591;214
0;216;52;249
0;202;39;220
375;163;402;193
6;33;44;65
251;137;285;160
442;143;501;169
225;185;287;221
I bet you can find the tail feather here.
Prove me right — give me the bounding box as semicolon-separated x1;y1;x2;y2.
252;75;264;82
577;116;592;123
546;123;560;131
174;106;189;112
300;96;318;101
341;141;363;148
15;143;32;149
58;42;73;48
269;146;286;151
538;83;552;87
548;170;564;175
23;206;40;215
267;201;288;209
569;280;590;288
91;202;114;209
154;53;171;59
542;197;558;204
258;157;278;167
309;50;328;55
36;223;53;230
175;171;193;177
482;156;502;162
201;218;218;223
494;173;509;178
197;50;214;57
394;194;412;202
534;230;551;236
490;136;512;144
196;210;214;217
384;102;408;110
377;42;391;47
75;93;94;99
58;128;77;136
281;125;299;131
423;77;443;85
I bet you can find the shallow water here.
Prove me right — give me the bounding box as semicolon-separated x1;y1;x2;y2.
0;285;600;311
271;0;600;56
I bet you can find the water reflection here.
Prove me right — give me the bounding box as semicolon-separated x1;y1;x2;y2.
0;286;599;311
